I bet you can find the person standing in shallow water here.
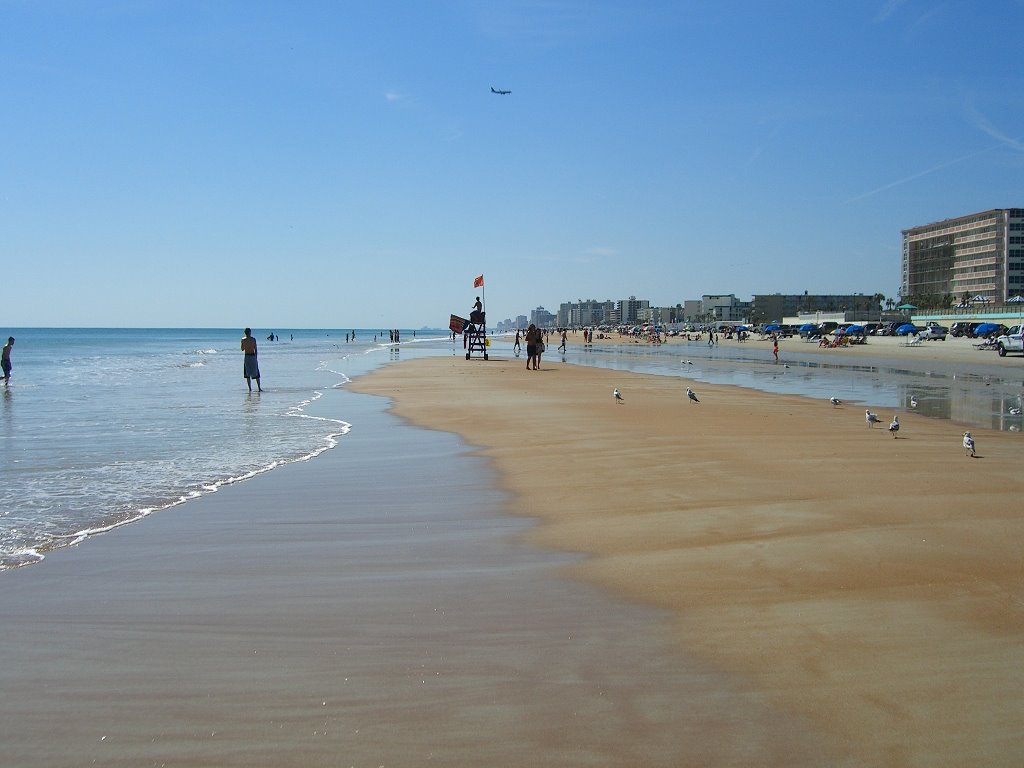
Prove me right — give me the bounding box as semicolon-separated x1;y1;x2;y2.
2;337;13;385
241;328;262;392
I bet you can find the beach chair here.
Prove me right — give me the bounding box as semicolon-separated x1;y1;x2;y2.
902;335;923;347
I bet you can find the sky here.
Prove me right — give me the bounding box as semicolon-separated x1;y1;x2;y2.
2;0;1023;329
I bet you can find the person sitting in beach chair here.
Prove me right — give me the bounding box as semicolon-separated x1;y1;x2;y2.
818;334;831;347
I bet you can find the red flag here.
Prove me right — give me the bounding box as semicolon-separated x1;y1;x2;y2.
473;274;484;288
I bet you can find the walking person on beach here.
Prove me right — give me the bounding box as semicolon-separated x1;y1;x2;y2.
558;329;567;353
240;328;262;392
772;334;779;363
2;337;13;385
513;330;521;354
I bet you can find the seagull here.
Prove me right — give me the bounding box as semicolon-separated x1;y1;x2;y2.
963;431;975;457
830;396;841;407
888;415;900;438
681;359;693;365
865;409;882;428
910;396;918;408
613;388;624;404
1009;407;1022;416
686;387;700;403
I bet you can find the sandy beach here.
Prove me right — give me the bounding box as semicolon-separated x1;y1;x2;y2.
0;369;831;768
349;336;1024;766
1;335;1021;767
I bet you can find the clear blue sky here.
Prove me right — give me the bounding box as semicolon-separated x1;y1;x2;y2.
3;1;1022;328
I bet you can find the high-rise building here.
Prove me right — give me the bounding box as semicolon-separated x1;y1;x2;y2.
530;306;556;328
901;208;1024;303
618;296;650;325
557;299;616;327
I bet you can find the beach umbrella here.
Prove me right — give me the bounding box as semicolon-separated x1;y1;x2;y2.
764;323;781;332
736;325;748;331
845;324;865;334
895;323;917;335
973;322;1000;336
971;295;991;303
896;303;917;310
799;322;816;332
1007;295;1024;303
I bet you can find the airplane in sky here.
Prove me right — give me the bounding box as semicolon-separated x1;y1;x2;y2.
490;87;511;95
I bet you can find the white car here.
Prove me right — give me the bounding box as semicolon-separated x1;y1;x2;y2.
917;324;948;340
995;325;1024;356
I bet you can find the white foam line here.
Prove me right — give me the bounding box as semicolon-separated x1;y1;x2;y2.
6;374;355;570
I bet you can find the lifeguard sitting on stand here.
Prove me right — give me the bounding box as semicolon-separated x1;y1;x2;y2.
464;280;488;360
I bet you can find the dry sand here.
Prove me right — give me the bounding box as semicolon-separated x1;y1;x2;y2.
350;342;1024;767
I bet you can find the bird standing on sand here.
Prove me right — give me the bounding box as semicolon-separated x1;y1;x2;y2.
865;410;881;428
686;387;700;403
888;416;899;438
613;388;624;404
963;431;976;457
830;396;841;407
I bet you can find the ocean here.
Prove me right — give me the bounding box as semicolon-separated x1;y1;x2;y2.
3;327;1018;570
0;327;453;569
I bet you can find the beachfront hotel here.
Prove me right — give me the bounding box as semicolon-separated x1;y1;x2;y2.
901;208;1024;303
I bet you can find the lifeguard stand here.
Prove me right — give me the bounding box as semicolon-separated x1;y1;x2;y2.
465;310;488;360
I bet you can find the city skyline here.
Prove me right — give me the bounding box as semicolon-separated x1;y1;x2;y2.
3;2;1023;328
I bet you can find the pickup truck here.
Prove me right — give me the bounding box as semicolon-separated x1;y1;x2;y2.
995;325;1024;357
918;323;948;340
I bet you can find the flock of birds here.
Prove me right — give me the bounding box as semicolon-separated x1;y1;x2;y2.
612;387;986;457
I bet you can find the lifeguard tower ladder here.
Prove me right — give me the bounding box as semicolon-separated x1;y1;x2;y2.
465;311;488;360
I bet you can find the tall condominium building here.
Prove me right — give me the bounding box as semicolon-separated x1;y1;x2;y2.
901;208;1024;302
557;299;616;327
618;296;650;324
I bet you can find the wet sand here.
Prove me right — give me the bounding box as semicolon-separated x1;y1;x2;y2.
0;382;836;767
350;347;1024;767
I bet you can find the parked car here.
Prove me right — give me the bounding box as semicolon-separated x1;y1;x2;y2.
950;321;979;337
873;322;900;336
918;324;948;340
995;325;1024;357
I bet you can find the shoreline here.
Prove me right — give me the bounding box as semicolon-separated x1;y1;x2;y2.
546;329;1024;374
350;349;1024;766
3;369;810;767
